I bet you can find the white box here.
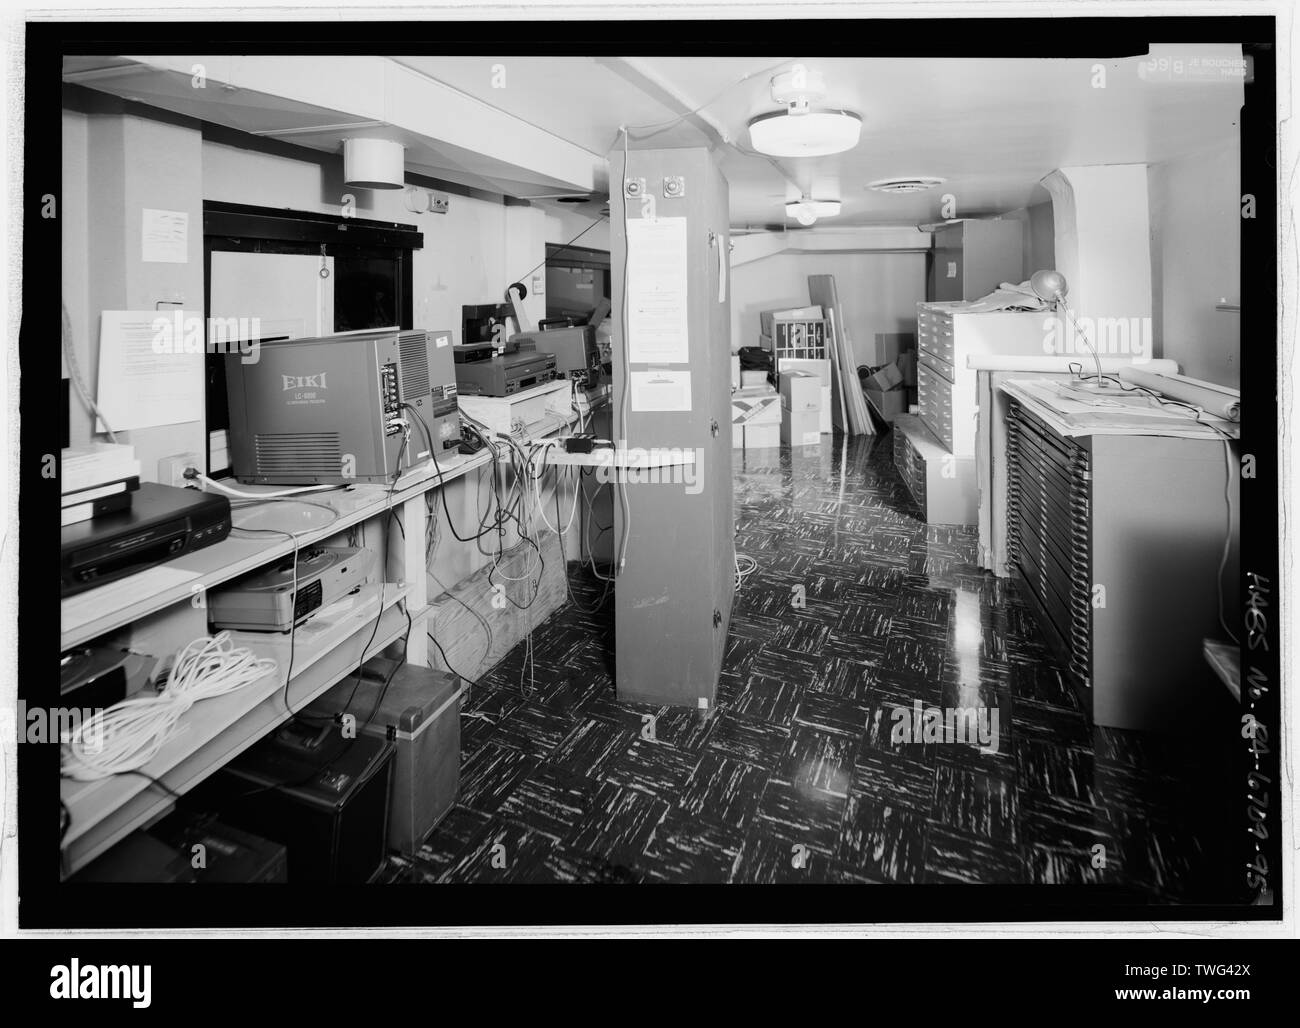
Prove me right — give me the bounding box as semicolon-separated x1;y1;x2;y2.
779;370;822;413
781;409;822;448
778;357;833;433
731;387;781;429
745;423;780;449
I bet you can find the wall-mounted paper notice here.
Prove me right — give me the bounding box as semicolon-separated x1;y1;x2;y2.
96;310;205;431
626;216;689;364
141;208;189;264
630;370;692;412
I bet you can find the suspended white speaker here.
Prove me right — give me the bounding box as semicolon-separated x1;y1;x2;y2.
343;138;405;190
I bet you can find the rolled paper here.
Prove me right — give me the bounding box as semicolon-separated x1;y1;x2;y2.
1116;366;1240;421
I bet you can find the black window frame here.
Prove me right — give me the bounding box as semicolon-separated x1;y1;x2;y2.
202;200;423;475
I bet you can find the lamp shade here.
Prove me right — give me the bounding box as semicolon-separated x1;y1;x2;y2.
343;138;406;190
1030;269;1069;304
749;109;862;157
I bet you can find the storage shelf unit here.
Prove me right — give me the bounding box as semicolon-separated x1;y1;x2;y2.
771;318;829;362
61;587;414;875
57;399;586;876
1004;397;1238;729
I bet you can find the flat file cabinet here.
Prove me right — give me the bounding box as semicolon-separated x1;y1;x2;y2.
1004;398;1239;730
916;303;1048;457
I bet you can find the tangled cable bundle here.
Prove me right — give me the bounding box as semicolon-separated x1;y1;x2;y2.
61;633;278;781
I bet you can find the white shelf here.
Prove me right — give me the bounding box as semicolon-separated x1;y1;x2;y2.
60;450;491;650
61;583;415;876
57;408;582;878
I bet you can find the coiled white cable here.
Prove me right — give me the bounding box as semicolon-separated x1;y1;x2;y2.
735;553;758;590
61;633;278;781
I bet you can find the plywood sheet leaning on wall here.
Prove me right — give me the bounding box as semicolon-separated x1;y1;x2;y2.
808;274;874;435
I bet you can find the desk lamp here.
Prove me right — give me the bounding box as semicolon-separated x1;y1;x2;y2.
1030;269;1107;390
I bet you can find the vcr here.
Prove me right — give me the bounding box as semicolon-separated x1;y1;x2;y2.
60;483;232;597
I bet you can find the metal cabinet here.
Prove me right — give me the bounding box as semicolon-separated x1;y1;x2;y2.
927;218;1024;302
1005;399;1239;729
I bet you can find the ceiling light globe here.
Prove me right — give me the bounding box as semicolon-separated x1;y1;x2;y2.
749;110;863;158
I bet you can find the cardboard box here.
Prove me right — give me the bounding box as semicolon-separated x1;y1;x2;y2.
874;332;916;365
867;363;904;392
741;369;769;388
760;306;823;337
865;384;909;421
896;350;918;388
779;369;822;413
730;355;741;390
758;332;774;352
778;358;833;433
745;423;781;449
731;386;782;431
781;409;822;447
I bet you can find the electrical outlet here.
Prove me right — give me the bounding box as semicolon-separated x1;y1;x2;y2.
429;192;450;214
158;452;202;489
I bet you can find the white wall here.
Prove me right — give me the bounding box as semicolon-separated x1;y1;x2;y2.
61;110;91;444
202;139;548;339
1148;142;1241;388
729;251;928;366
544;207;610;251
64;104;569;601
1003;200;1056;280
62;108;207;474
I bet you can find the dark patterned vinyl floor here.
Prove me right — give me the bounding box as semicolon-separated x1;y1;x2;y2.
380;432;1239;897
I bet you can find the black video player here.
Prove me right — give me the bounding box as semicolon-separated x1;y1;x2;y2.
60;483;233;597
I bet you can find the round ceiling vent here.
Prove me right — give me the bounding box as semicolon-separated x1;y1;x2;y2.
868;176;946;194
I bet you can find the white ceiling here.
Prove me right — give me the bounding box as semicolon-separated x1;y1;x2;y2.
396;50;1243;227
66;48;1244;229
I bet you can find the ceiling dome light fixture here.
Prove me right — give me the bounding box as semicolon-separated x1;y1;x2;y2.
750;109;862;158
868;176;946;194
786;198;842;226
748;67;862;157
786;198;842;227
